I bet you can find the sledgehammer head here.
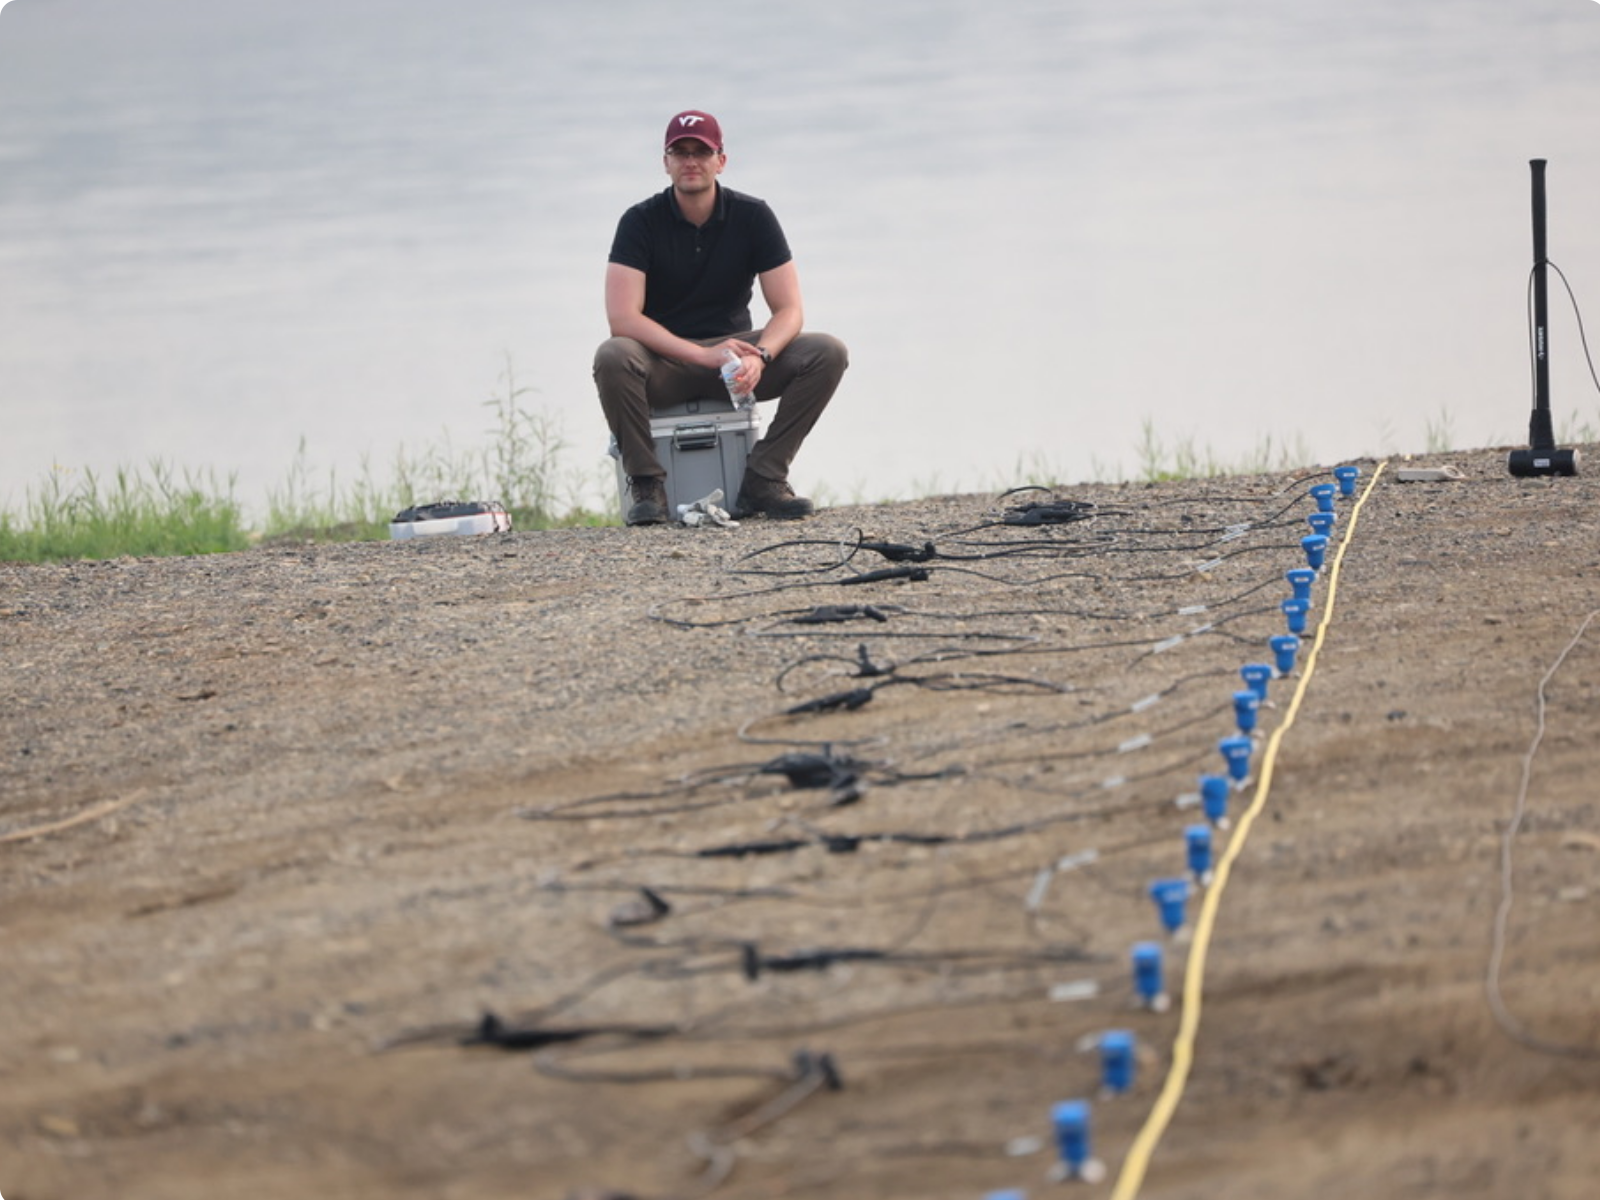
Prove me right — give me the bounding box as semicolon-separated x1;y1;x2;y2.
1508;446;1580;477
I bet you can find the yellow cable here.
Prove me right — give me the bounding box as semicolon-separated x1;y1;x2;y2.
1108;462;1388;1200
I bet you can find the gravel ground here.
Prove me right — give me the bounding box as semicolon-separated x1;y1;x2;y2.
3;446;1599;1200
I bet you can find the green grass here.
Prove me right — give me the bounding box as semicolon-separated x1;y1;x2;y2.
19;347;1095;553
1104;418;1315;483
0;463;253;562
259;356;615;543
12;382;1568;562
1423;407;1456;455
1;359;615;563
1558;406;1600;445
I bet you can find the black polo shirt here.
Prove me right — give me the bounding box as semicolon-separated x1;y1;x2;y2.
607;183;792;340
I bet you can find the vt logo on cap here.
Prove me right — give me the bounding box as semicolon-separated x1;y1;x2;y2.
665;110;723;151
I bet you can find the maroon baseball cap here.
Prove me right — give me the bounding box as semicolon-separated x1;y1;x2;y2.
664;110;723;152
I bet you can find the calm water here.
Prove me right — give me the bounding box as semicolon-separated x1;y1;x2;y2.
3;0;1599;517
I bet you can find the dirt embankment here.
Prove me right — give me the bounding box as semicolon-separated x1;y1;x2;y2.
3;447;1599;1200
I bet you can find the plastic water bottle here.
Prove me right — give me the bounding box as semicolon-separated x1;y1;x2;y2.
721;348;754;410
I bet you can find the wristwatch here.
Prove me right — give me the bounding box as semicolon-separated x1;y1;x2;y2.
756;345;773;366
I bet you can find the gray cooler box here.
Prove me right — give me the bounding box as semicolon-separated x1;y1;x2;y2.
612;397;763;518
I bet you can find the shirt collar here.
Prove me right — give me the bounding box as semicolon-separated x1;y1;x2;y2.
667;181;727;226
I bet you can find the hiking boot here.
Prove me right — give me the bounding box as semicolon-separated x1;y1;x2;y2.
625;475;669;526
732;471;814;520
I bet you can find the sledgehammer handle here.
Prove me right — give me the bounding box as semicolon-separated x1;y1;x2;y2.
1530;158;1554;450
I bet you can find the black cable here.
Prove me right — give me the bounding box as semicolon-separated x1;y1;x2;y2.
1540;259;1600;402
431;480;1334;1171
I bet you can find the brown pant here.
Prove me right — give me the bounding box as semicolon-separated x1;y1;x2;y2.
594;331;848;483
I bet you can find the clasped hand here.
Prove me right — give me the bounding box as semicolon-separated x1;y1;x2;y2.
709;338;764;390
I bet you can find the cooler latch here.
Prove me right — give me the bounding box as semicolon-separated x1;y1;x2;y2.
673;423;718;451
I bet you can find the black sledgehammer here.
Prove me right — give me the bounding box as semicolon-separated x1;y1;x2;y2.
1509;158;1580;477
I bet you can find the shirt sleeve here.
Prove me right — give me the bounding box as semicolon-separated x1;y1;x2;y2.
748;200;792;275
608;204;652;273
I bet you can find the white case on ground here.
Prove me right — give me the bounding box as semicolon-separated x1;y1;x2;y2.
388;502;512;539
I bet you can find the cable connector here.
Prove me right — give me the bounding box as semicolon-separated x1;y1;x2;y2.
790;603;890;625
838;566;931;585
793;1048;844;1090
858;540;938;563
759;750;863;789
784;688;874;715
1002;499;1096;525
741;943;888;980
607;886;672;929
852;643;895;678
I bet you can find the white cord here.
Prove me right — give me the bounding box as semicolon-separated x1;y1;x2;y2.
1484;608;1600;1060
